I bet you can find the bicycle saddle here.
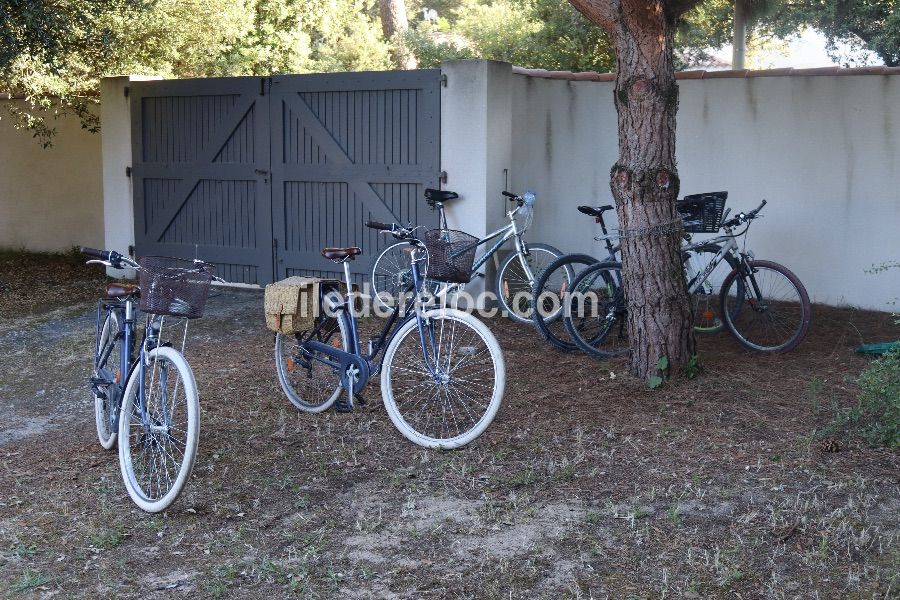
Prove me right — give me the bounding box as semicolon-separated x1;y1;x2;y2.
577;205;614;217
321;247;362;261
105;283;140;299
424;188;459;205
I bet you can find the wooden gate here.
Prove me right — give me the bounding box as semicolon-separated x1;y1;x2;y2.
130;77;273;284
130;70;441;285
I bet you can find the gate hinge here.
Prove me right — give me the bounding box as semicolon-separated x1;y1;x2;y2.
125;166;132;177
260;77;272;96
439;171;448;185
124;86;130;98
127;245;135;257
440;74;448;87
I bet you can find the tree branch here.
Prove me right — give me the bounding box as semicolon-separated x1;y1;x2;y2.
567;0;617;33
663;0;704;21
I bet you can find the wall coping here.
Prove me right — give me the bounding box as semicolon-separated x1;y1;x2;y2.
512;65;900;82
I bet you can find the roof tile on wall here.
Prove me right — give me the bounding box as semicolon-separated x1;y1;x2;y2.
511;65;900;81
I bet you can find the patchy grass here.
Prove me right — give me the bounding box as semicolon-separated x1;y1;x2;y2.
0;252;897;598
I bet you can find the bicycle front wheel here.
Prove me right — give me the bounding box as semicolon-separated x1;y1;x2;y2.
531;253;599;352
275;311;350;413
496;243;563;324
118;346;199;513
381;309;505;449
563;261;630;359
720;259;811;352
94;309;122;449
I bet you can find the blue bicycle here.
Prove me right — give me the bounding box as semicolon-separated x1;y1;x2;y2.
83;248;215;512
275;222;506;449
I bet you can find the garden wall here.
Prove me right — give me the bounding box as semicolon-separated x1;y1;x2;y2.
0;99;103;252
441;61;900;311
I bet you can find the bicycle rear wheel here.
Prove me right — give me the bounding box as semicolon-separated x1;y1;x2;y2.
94;309;122;449
381;308;505;449
496;243;563;324
118;346;199;513
720;259;811;352
372;242;443;310
684;244;742;334
531;253;599;352
275;310;350;413
563;262;630;359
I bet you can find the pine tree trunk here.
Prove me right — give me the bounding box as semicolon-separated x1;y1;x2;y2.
608;3;695;379
379;0;417;70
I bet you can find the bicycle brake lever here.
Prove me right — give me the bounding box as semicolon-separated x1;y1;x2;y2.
86;259;114;267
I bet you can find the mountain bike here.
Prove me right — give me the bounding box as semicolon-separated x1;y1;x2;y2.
83;247;216;512
275;223;505;449
531;196;742;351
370;188;563;324
563;199;811;358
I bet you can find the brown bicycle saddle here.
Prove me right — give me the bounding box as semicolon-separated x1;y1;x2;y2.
321;247;362;261
106;283;141;299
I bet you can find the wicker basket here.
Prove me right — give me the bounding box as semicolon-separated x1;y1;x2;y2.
264;277;357;334
423;229;478;284
677;192;728;233
138;256;214;319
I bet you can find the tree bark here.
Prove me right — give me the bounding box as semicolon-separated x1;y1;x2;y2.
733;0;750;69
609;2;695;380
379;0;417;70
569;0;696;380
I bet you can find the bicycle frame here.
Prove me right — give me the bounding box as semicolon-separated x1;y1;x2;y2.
433;201;534;284
682;231;742;294
303;242;451;392
95;297;180;435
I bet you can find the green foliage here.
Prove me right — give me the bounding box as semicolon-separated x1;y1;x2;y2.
769;0;900;67
405;0;615;72
838;349;900;448
685;353;702;379
1;0;390;145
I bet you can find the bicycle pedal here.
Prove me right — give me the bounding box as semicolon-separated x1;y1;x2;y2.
354;393;367;407
333;397;354;413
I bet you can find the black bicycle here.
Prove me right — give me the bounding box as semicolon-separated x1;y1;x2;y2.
563;198;811;357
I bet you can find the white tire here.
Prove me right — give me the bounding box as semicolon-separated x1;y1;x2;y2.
380;308;505;449
118;346;199;513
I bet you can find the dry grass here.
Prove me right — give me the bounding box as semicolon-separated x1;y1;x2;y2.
0;252;897;599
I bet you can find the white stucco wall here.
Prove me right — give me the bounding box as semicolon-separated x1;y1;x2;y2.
496;68;900;311
0;100;103;251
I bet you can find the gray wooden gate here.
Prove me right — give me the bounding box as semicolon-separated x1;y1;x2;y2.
130;70;441;285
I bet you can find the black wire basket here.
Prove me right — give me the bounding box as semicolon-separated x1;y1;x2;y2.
423;229;478;284
138;256;215;319
677;192;728;233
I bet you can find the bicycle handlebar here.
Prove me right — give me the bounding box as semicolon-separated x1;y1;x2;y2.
720;199;767;229
366;220;416;240
79;246;110;260
79;246;138;269
365;220;394;231
502;191;518;199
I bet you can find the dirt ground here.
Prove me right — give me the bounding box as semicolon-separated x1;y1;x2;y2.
0;254;897;599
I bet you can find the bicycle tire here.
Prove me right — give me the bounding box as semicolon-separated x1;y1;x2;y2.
94;309;122;450
563;261;630;359
118;346;199;513
275;308;350;413
719;259;811;352
530;253;600;352
371;241;444;311
495;243;564;324
381;308;505;449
